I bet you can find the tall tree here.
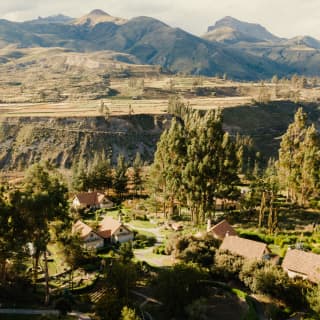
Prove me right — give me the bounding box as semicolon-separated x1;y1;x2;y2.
277;108;320;205
88;152;113;193
132;152;143;196
23;163;69;305
151;109;239;223
114;154;128;198
72;159;89;192
150;118;186;217
183;110;239;222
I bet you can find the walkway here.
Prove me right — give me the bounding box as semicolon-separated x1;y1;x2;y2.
0;309;59;316
0;308;92;320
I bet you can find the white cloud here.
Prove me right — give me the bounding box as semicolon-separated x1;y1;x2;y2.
0;0;320;39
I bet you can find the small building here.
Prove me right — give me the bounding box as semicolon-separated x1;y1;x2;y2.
72;192;113;210
99;216;134;244
73;216;134;249
172;222;184;231
219;236;269;261
72;220;104;250
207;219;237;240
282;249;320;283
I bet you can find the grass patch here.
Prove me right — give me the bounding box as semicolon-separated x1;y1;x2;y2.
268;244;287;258
130;220;155;229
232;288;247;300
134;229;156;238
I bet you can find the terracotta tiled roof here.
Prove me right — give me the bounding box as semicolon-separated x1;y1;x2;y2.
209;220;237;239
220;236;268;260
99;216;122;235
97;229;112;239
282;249;320;283
73;220;93;239
75;192;99;205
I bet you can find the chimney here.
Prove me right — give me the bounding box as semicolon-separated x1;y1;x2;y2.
207;219;211;232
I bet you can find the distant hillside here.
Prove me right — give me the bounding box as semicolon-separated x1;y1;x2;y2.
203;16;320;77
25;14;74;25
72;9;127;26
1;102;320;171
0;47;160;103
0;12;290;80
223;101;320;159
205;16;280;43
0;114;171;170
1;11;320;79
281;36;320;50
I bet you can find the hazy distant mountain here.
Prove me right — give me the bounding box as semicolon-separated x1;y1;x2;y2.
0;13;287;79
26;14;74;25
203;16;320;77
281;36;320;50
205;16;280;43
72;9;127;27
1;11;320;79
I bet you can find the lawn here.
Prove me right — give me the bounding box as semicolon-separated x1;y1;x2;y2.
134;247;175;267
129;220;155;229
47;242;68;275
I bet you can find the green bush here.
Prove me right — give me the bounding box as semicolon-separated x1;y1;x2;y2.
153;244;167;255
133;233;156;249
312;247;320;254
213;251;244;280
307;285;320;315
274;235;298;248
135;214;149;221
239;231;274;244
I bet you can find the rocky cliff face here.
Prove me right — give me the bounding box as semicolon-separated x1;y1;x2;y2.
0;114;172;171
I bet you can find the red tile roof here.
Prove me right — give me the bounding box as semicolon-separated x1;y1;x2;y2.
282;249;320;283
99;216;122;235
208;219;237;239
73;220;93;239
75;192;99;205
220;236;268;260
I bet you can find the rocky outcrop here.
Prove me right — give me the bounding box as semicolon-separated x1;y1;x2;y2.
0;114;172;170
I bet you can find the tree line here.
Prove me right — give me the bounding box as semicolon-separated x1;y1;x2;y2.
0;164;69;305
150;107;240;223
72;152;144;198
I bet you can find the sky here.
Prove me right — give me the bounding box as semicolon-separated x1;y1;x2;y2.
1;0;320;39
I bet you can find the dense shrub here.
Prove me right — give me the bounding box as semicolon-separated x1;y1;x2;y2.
133;233;156;248
274;235;298;248
215;252;308;309
165;234;219;267
179;241;216;267
239;231;274;244
155;263;208;318
213;251;244;280
153;244;168;255
307;285;320;315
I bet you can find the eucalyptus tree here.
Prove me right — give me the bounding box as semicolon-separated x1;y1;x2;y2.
23;163;69;305
277;108;320;205
151;109;239;223
132;152;143;196
183;110;239;222
114;154;129;198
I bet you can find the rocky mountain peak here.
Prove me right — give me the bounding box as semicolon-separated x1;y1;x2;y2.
207;16;280;43
73;9;127;27
88;9;110;17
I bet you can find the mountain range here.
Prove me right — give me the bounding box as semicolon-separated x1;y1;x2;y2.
1;10;320;80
